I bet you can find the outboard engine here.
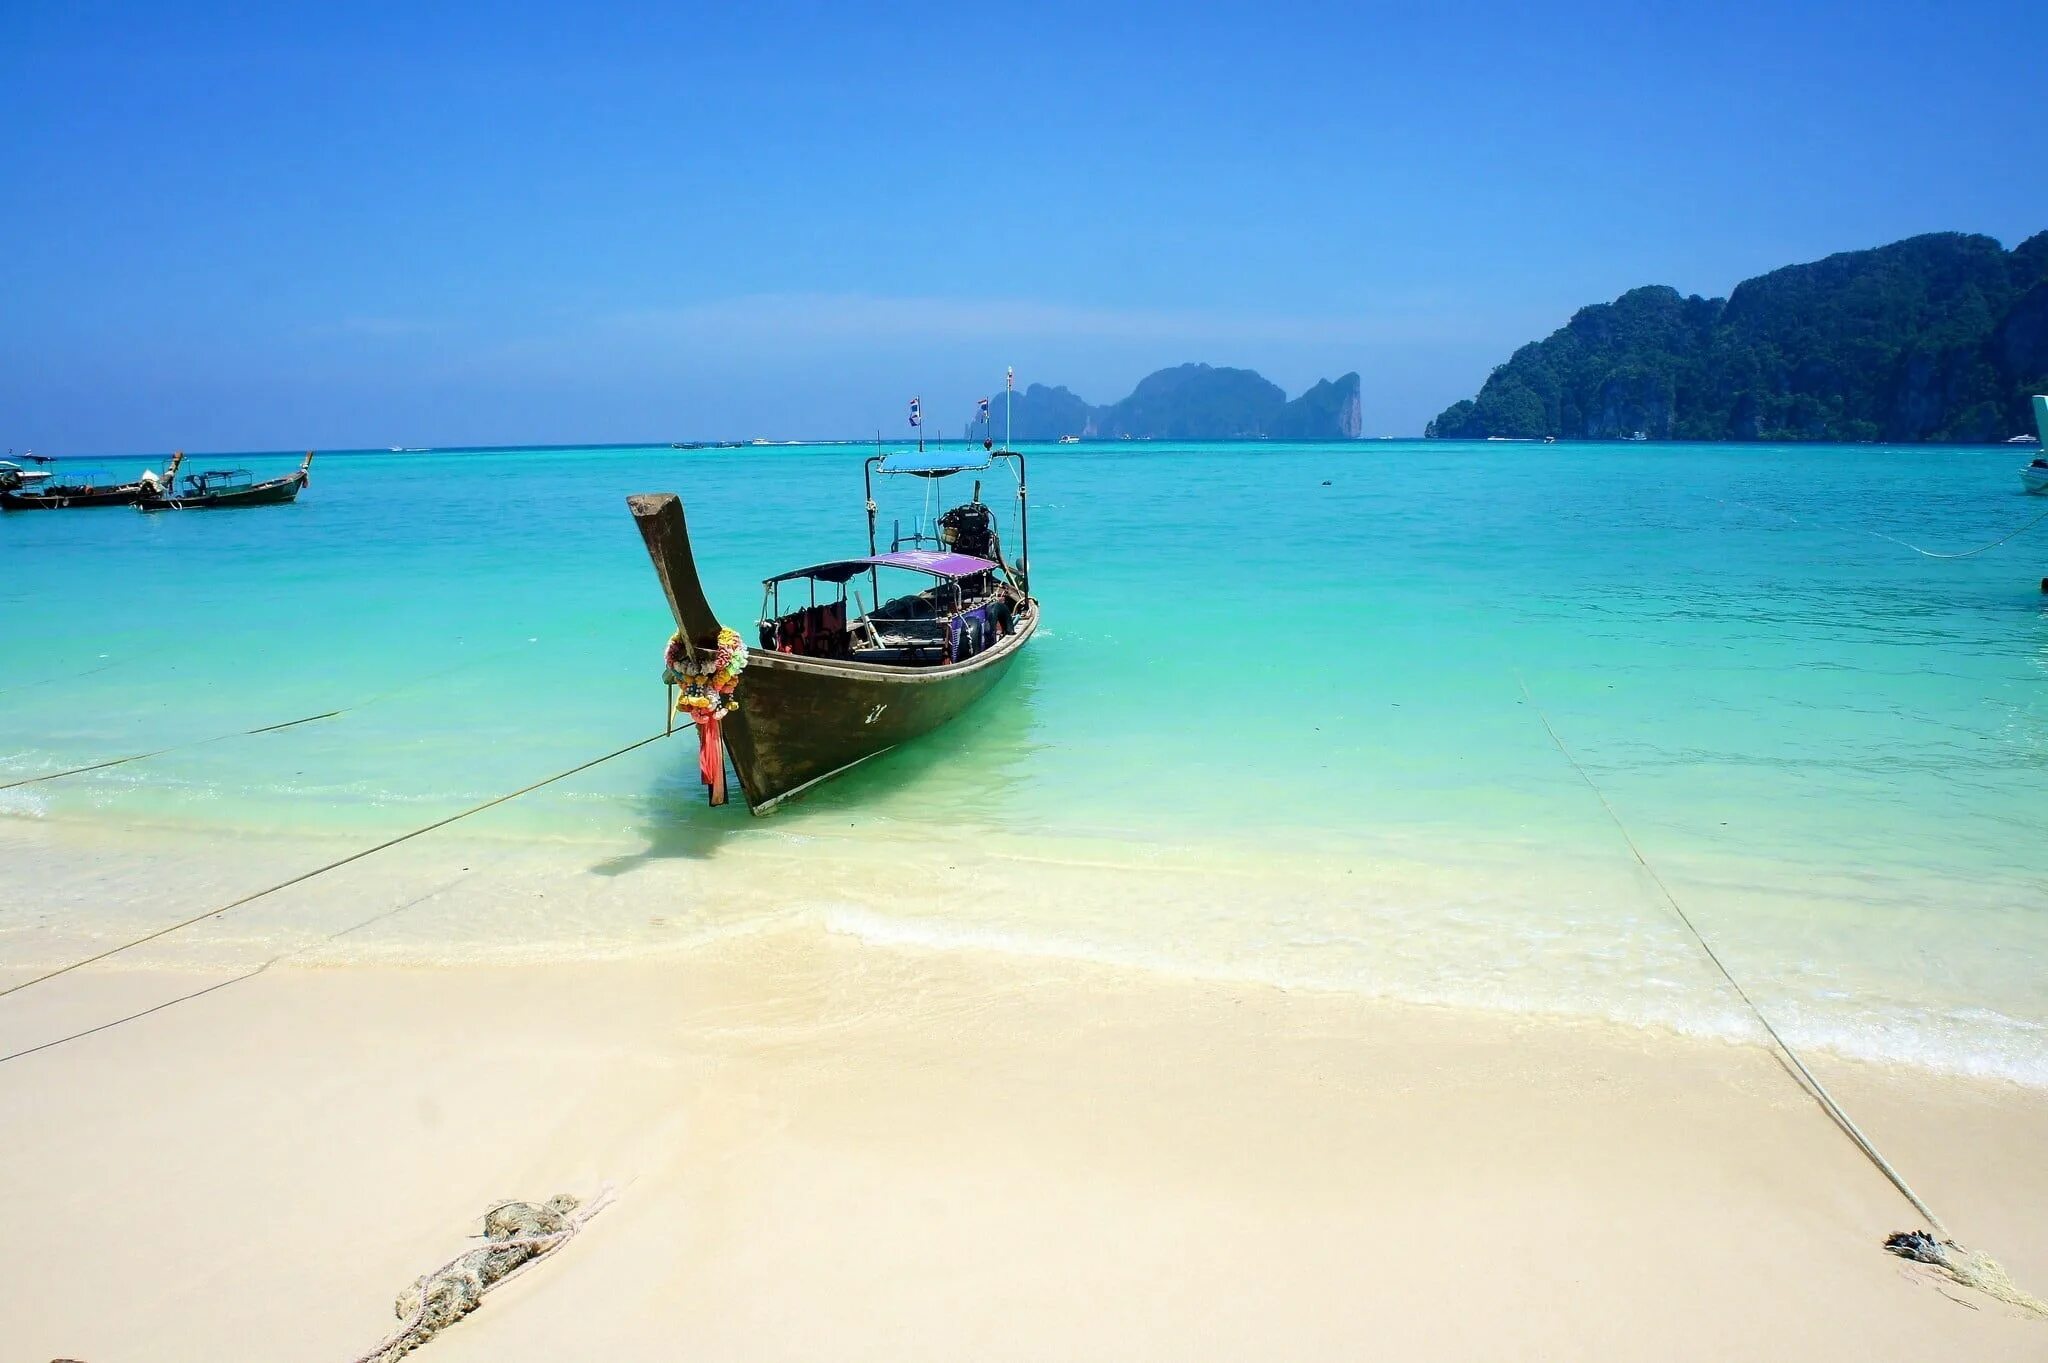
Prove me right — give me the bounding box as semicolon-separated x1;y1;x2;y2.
937;499;1000;561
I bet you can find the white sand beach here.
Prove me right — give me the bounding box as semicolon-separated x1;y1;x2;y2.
4;826;2045;1362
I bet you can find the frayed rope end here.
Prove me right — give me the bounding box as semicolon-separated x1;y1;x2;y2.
1886;1230;2048;1320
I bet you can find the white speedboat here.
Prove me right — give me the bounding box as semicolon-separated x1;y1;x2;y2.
2022;396;2048;494
1057;434;1081;444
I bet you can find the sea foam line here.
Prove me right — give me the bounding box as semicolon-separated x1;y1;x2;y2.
818;904;2048;1088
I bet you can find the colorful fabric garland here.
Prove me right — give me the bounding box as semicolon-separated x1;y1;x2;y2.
663;627;747;805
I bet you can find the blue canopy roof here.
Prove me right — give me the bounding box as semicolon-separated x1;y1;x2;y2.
877;447;993;478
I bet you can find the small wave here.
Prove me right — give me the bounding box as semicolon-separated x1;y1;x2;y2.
820;905;2048;1087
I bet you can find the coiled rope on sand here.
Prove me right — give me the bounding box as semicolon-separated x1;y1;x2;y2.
351;1188;616;1363
1515;671;2046;1319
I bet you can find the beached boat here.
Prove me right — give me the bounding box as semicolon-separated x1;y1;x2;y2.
629;445;1038;812
137;453;312;511
1;453;180;511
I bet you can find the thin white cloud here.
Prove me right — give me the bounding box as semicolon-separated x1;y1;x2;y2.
596;292;1510;347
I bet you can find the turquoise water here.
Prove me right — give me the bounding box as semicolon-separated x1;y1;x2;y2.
4;441;2046;1079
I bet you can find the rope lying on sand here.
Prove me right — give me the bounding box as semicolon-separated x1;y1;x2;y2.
1711;495;2048;560
352;1189;615;1363
0;637;552;792
0;731;672;1003
1515;671;2046;1319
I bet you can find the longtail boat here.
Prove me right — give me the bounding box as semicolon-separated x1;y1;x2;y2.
0;458;53;493
630;444;1038;813
137;452;312;511
1;453;182;511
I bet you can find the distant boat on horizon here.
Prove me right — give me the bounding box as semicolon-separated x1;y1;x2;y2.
1057;434;1081;444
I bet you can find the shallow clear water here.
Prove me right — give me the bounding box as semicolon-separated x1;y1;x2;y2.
4;440;2045;1079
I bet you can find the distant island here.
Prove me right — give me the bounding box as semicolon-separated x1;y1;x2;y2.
1427;231;2048;442
993;364;1362;441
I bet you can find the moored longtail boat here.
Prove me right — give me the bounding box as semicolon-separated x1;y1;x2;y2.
0;453;182;511
137;451;312;511
630;445;1038;812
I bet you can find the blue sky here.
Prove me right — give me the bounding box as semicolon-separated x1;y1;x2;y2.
4;0;2043;452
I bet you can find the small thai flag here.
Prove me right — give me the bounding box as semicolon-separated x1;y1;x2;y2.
978;397;990;422
908;397;921;428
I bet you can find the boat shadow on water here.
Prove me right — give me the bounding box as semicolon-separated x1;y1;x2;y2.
585;651;1045;876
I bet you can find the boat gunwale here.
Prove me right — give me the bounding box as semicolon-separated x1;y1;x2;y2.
745;603;1039;682
138;469;308;511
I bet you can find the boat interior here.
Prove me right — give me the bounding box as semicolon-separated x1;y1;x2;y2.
40;469;125;493
185;469;254;493
758;493;1029;669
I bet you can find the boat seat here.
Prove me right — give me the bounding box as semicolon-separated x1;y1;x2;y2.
853;645;946;666
868;618;946;649
765;602;852;657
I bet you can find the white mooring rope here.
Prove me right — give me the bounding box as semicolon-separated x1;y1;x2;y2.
0;730;673;1004
1515;670;2046;1319
1713;495;2048;560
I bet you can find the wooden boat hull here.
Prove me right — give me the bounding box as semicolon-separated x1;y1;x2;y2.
721;610;1036;810
137;471;307;511
630;493;1036;813
1;485;142;510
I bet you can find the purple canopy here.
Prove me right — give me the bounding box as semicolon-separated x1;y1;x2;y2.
865;549;998;577
767;549;999;585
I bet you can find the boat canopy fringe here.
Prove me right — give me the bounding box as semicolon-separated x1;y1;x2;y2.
877;448;994;477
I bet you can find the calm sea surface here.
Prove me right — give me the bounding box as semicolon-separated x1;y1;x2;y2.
4;440;2045;1079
